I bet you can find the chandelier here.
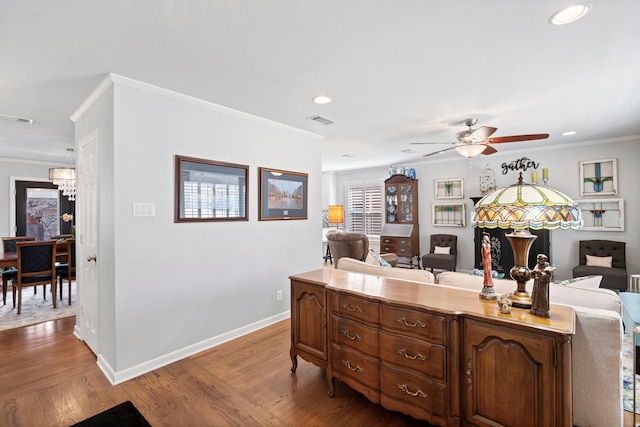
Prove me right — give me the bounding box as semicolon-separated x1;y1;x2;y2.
49;166;76;201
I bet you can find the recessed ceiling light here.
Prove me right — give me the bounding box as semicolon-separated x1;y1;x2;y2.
312;95;332;105
562;131;577;136
549;3;592;25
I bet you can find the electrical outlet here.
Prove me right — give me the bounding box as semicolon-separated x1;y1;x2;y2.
276;290;283;301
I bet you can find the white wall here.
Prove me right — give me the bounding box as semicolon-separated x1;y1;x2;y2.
331;138;640;281
73;75;323;382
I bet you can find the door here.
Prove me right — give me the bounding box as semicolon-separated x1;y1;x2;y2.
77;131;99;354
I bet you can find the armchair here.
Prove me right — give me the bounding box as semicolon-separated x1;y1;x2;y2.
572;239;627;291
326;231;397;268
421;234;457;273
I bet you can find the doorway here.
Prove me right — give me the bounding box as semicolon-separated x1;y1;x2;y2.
14;181;75;238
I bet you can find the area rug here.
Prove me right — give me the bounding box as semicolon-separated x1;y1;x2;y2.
623;332;640;414
71;401;151;427
0;282;76;331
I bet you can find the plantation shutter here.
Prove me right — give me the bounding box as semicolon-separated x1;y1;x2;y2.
346;181;383;236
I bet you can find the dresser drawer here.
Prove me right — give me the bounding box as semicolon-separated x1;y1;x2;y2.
380;306;446;344
380;366;447;422
331;315;379;358
379;331;446;381
381;236;411;246
380;244;412;256
331;293;379;326
332;344;380;401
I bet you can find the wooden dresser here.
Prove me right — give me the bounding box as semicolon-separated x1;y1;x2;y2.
290;269;574;427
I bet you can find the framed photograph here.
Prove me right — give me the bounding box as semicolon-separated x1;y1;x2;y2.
174;155;248;222
259;167;308;221
579;159;617;196
575;198;624;231
435;178;464;199
432;203;465;227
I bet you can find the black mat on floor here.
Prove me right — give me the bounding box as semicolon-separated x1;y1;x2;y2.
71;401;151;427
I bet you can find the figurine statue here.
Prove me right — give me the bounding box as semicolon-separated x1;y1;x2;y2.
479;233;497;300
498;295;512;314
530;254;555;318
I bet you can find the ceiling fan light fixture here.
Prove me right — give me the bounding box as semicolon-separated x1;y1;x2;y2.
562;131;577;136
549;3;592;25
455;144;486;158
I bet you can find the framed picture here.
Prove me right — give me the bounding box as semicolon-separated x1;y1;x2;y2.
435;178;464;199
259;167;308;220
174;155;249;222
432;203;465;227
579;159;617;196
575;198;624;231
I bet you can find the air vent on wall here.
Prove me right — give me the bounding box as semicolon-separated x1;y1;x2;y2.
307;115;335;125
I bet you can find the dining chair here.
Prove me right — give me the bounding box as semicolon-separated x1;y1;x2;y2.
56;239;76;305
50;234;73;240
1;235;36;305
12;240;57;314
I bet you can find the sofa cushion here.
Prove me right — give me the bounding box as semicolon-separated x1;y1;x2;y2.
338;257;435;283
586;254;612;268
557;275;602;289
437;271;622;315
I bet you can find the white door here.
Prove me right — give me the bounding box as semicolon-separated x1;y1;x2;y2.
77;131;99;354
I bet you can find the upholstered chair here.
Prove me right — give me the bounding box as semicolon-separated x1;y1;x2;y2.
421;234;458;273
572;240;627;291
1;235;36;305
13;240;57;314
56;239;76;305
326;231;397;268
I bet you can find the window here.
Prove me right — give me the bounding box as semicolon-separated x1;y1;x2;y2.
346;181;383;235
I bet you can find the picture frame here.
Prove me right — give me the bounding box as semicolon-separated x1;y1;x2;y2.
432;203;466;227
174;155;249;222
258;167;308;221
579;158;617;196
434;178;464;199
575;198;624;231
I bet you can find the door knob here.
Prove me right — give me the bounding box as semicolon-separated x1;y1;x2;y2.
87;255;97;262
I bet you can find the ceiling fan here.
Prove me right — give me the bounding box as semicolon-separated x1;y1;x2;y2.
410;118;549;158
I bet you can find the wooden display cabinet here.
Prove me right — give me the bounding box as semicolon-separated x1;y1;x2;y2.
382;174;420;267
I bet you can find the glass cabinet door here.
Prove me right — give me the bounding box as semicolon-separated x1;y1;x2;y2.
386;185;397;222
400;184;413;222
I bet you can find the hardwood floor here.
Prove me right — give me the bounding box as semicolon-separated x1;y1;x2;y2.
1;316;431;426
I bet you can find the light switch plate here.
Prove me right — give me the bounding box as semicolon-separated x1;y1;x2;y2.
133;202;156;217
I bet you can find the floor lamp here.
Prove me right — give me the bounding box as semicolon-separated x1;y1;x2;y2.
471;172;583;309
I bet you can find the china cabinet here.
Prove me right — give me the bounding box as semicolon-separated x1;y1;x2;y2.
382;174;419;267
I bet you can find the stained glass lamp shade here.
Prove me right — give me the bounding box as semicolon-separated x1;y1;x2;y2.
471;173;583;308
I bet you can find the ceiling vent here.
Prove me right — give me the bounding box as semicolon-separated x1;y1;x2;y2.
307;115;335;125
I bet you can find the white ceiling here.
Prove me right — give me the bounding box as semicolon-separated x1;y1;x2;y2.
1;1;639;171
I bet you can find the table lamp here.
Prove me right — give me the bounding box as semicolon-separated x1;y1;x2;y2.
328;205;344;228
471;172;583;308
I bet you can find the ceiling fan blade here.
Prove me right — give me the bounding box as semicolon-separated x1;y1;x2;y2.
481;145;497;155
469;126;497;141
409;141;456;145
487;133;549;144
422;146;457;157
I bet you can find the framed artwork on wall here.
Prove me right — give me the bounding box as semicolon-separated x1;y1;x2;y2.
579;158;617;196
432;203;465;227
575;198;624;231
434;178;464;199
258;167;308;220
174;155;249;223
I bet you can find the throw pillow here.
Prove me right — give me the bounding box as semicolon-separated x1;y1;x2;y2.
558;275;603;289
434;246;451;255
365;249;378;265
378;256;392;268
586;254;613;268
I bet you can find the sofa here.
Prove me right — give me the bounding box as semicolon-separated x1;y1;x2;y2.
337;258;624;427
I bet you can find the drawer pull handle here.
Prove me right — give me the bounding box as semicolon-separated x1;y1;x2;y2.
342;360;363;373
397;384;428;398
341;329;362;341
398;317;426;328
343;304;362;313
397;348;426;361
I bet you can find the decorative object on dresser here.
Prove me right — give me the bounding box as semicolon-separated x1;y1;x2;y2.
572;239;627;292
383;173;419;267
290;269;574;427
420;234;457;273
478;232;497;300
471;172;583;309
